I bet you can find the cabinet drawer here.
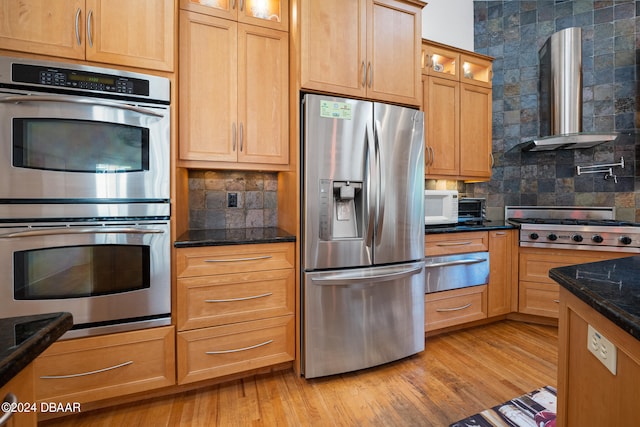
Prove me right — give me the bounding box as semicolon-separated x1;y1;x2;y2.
176;243;294;278
519;281;560;318
425;231;488;256
177;316;294;384
425;285;487;331
177;269;295;331
34;326;175;403
0;363;36;427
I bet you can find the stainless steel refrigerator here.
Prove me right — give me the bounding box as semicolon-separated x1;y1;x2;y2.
301;93;425;378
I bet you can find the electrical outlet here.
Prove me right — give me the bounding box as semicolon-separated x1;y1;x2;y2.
227;192;238;208
587;324;617;375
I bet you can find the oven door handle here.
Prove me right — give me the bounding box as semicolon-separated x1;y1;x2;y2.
0;95;165;118
0;227;165;238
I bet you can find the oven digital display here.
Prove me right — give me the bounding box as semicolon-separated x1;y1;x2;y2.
68;74;116;85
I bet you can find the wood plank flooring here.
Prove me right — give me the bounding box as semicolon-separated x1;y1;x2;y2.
40;320;558;427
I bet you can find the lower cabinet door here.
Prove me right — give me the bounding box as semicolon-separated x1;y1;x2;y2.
518;281;560;318
177;315;294;384
34;326;175;403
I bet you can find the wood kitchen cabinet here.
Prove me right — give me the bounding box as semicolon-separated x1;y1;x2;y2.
487;229;515;317
518;248;623;318
175;243;295;384
422;40;493;180
299;0;424;106
424;231;489;332
178;9;289;169
180;0;288;31
557;288;640;426
0;0;175;72
33;326;175;404
0;364;36;427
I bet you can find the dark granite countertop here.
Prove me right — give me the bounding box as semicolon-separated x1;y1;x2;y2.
425;221;516;234
549;256;640;341
175;227;296;248
0;312;73;387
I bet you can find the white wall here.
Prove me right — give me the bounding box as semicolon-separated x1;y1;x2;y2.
422;0;474;51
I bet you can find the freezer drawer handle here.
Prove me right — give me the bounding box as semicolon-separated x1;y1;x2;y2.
436;241;473;246
206;340;273;355
311;265;423;286
435;303;472;312
40;361;133;379
205;292;272;303
425;258;486;268
204;255;272;263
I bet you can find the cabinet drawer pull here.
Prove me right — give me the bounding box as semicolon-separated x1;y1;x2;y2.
205;292;272;303
553;299;560;304
40;361;133;379
436;241;473;246
0;392;17;425
204;255;272;263
436;303;472;312
206;339;273;355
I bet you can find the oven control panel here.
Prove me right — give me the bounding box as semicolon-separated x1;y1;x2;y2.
10;63;149;96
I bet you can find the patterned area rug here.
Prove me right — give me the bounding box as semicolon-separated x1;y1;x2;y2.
449;386;557;427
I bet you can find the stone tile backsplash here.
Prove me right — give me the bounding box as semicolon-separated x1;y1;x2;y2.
468;0;639;221
188;170;278;229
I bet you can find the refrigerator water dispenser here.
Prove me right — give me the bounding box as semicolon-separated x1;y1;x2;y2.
318;180;363;240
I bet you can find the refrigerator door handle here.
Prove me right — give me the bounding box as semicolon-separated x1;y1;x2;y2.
310;265;423;286
374;119;385;243
365;120;376;248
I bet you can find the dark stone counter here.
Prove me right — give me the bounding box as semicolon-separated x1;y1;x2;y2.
549;256;640;341
175;227;296;248
0;312;73;387
425;221;516;234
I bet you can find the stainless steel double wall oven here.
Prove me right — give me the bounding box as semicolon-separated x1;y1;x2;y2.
0;56;171;338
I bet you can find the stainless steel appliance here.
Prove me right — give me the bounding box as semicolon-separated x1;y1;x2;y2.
424;252;489;293
0;56;170;201
424;189;458;225
506;206;640;254
457;197;486;224
0;56;171;338
301;94;425;378
0;206;170;339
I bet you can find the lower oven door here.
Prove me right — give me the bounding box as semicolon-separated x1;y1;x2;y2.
0;220;170;338
424;252;489;293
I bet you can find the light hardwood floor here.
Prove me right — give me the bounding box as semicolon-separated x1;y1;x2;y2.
40;320;558;426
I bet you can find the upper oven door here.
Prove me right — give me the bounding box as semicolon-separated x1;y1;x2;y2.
0;91;170;201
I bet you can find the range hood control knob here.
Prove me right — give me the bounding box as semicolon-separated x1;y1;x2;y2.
592;235;604;243
620;236;632;245
529;233;539;240
572;235;583;242
547;234;558;241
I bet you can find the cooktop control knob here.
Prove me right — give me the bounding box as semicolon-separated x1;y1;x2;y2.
547;234;558;241
620;236;633;245
592;235;604;243
572;235;583;242
529;233;539;240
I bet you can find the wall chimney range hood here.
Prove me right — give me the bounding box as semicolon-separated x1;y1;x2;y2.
518;27;618;152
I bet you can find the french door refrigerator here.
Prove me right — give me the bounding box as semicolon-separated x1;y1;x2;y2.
301;94;425;378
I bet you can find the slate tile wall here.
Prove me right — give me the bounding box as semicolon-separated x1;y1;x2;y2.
467;0;639;221
188;170;278;229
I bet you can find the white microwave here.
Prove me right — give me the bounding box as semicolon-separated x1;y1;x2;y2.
424;190;459;225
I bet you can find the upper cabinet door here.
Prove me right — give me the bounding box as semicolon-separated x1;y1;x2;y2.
180;0;288;31
0;0;85;60
238;24;289;165
86;0;175;71
300;0;367;99
367;0;422;105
